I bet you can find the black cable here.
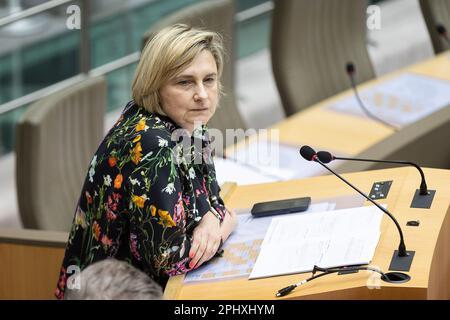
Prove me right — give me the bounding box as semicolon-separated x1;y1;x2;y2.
276;265;387;297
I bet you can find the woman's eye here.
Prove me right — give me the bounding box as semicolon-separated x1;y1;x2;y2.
204;78;215;83
178;80;190;86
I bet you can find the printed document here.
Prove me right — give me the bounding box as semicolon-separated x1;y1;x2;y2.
249;205;383;279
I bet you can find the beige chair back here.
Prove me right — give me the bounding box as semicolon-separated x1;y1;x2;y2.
336;104;450;173
420;0;450;54
271;0;375;116
16;76;106;231
141;0;246;143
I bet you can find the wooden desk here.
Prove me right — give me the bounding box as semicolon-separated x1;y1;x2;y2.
165;167;450;299
226;51;450;158
0;229;67;299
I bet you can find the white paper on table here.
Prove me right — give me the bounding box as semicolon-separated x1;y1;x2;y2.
228;202;335;244
228;141;301;179
224;140;337;183
249;205;383;279
328;73;450;127
214;156;279;185
183;202;337;283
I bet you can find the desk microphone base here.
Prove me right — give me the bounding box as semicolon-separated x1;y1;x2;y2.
389;250;415;272
411;189;435;209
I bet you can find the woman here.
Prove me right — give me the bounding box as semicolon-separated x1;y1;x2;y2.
55;24;238;299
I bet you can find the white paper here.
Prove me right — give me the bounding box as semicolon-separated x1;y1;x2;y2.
249;205;383;279
228;202;335;243
184;202;335;283
214;156;279;185
328;73;450;127
221;140;337;185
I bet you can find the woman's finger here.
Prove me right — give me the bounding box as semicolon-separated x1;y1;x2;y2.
194;236;221;269
189;234;201;259
190;235;207;268
189;229;205;261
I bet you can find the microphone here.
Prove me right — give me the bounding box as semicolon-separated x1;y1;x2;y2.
436;24;450;46
299;146;412;260
345;62;399;131
316;150;429;196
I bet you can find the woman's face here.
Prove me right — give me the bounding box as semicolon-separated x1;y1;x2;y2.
159;50;219;133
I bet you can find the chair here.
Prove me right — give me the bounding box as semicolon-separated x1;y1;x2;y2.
271;0;375;116
141;0;247;144
15;76;106;231
419;0;450;54
335;103;450;173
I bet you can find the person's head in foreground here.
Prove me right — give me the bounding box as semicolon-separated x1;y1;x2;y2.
55;24;237;300
64;259;163;300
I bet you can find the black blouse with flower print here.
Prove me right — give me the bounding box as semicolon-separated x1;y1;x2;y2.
55;101;227;299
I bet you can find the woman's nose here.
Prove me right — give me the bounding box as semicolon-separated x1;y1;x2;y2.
194;84;208;100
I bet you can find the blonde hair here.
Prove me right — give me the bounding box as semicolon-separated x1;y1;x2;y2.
132;24;224;114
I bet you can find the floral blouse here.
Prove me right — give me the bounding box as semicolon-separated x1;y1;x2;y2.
55;101;227;299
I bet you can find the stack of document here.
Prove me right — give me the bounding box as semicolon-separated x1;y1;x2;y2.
249;205;383;279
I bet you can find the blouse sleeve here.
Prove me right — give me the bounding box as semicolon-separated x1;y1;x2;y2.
126;144;193;278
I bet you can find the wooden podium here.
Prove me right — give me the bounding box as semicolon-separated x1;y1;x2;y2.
165;167;450;299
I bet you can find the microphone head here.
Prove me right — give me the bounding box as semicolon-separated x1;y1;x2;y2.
299;145;317;161
346;62;355;75
437;24;447;35
317;151;334;164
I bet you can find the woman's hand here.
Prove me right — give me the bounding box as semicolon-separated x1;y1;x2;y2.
189;211;222;269
220;207;238;243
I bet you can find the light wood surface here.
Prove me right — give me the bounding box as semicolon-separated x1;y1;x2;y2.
165;167;450;299
226;51;450;158
0;229;67;299
277;51;450;156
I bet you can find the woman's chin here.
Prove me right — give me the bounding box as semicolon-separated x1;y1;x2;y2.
186;115;212;126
